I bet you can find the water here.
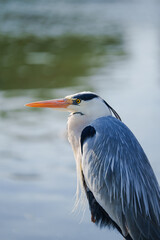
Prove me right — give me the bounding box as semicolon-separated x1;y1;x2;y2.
0;1;160;240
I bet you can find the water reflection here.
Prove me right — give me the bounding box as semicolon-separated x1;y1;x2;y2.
0;34;124;91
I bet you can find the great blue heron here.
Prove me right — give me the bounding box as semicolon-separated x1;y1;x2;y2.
26;91;160;240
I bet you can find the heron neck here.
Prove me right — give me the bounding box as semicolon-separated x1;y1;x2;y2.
67;113;92;158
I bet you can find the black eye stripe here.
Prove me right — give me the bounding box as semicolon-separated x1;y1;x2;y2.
73;93;98;101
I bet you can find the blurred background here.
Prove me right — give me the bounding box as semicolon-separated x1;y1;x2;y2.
0;0;160;239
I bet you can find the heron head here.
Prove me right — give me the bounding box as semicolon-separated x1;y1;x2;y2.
25;91;121;120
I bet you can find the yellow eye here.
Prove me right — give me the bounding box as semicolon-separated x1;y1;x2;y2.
76;98;81;104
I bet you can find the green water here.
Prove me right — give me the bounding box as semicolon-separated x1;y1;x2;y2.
0;34;124;92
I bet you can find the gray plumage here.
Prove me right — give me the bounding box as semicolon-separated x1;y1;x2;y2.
82;116;160;240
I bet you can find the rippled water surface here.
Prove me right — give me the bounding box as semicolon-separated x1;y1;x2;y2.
0;1;160;240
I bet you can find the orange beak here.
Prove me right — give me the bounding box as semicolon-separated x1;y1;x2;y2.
25;98;73;109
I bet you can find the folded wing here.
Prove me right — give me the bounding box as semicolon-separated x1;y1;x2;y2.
81;116;160;240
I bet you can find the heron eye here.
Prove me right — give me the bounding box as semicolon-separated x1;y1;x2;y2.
76;99;81;104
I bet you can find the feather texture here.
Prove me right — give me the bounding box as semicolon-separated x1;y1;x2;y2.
81;171;133;239
81;116;160;240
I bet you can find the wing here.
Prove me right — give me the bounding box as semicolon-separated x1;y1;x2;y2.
81;116;160;240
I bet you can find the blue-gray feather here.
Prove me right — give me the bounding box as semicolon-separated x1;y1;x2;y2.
81;116;160;240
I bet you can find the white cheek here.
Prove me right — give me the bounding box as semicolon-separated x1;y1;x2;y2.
66;98;111;118
66;103;83;112
83;99;111;118
66;105;78;112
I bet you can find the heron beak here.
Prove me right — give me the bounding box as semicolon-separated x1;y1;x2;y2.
25;98;73;109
